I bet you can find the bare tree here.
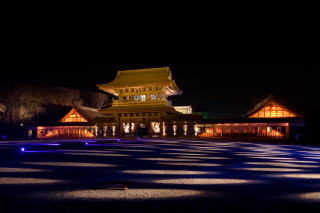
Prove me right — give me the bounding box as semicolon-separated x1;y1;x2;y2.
95;93;109;109
0;103;5;122
16;88;44;122
83;92;109;109
46;87;83;106
0;104;5;113
0;82;111;125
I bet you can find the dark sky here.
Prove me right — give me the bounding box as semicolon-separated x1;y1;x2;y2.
0;41;318;118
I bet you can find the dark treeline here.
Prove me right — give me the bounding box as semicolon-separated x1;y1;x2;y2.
0;81;110;125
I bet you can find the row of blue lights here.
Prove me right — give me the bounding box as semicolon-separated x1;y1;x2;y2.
19;138;149;152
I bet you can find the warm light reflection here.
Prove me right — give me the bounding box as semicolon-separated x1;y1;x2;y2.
195;148;228;151
248;156;295;160
162;152;208;156
153;178;261;185
305;156;320;160
245;162;318;168
121;170;214;175
105;149;154;152
157;162;221;167
164;149;211;153
136;158;201;162
295;192;320;201
176;156;229;160
271;173;320;179
63;149;117;153
272;160;318;164
237;167;303;172
302;151;320;154
49;189;206;200
65;153;131;157
0;167;50;173
120;145;153;148
0;177;66;185
23;162;118;167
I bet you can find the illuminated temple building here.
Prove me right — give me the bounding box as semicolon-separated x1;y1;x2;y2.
37;67;201;139
36;67;305;140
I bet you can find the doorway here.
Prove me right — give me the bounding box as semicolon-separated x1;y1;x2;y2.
136;123;148;137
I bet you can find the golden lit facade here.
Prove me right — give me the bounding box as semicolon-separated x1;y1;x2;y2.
59;108;88;122
96;67;200;137
198;123;288;138
249;102;296;118
37;126;95;139
198;96;304;139
37;107;99;139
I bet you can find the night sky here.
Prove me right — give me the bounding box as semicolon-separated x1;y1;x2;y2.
0;41;318;118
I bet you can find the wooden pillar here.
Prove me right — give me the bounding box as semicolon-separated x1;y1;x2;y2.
103;126;107;137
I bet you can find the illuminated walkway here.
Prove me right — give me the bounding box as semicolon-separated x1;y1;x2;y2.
1;139;320;213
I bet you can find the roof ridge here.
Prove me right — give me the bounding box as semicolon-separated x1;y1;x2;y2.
244;94;303;118
118;67;169;73
76;105;98;112
245;94;280;116
96;67;181;96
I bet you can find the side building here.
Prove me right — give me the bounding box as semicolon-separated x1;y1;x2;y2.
197;95;305;140
36;106;107;139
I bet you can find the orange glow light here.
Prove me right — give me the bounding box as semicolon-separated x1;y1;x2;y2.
59;108;88;123
249;103;296;118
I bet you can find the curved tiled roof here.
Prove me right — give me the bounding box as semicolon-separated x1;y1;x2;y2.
101;67;172;86
99;104;179;114
244;95;304;118
97;67;182;96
